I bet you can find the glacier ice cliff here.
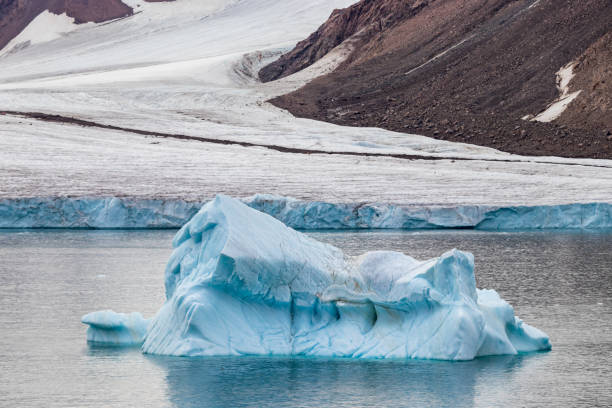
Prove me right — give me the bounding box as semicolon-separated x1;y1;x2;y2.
81;310;150;346
84;195;551;360
1;195;612;230
0;197;200;229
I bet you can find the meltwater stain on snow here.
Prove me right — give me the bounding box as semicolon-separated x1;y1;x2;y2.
82;195;551;360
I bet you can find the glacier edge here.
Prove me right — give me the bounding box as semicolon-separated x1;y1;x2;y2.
2;195;612;230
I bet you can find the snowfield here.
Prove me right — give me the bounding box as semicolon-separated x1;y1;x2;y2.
0;0;611;225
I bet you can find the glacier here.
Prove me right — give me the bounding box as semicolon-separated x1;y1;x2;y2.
2;196;612;230
83;195;551;360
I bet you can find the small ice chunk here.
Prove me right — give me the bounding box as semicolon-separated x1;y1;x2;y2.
81;310;149;346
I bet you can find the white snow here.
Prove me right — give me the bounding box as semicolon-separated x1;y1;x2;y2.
404;34;475;76
0;0;609;207
2;114;611;205
533;62;582;123
528;0;542;9
0;11;90;57
122;0;236;20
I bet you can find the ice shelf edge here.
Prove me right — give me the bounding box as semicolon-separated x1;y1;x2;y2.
1;194;611;230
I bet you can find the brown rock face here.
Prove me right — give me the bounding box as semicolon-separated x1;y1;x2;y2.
258;0;430;82
0;0;133;50
48;0;133;24
264;0;612;159
559;32;612;137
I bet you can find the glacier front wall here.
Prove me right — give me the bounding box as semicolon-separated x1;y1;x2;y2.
1;196;612;230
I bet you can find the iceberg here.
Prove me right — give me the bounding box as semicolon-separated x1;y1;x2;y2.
82;310;150;346
83;195;550;360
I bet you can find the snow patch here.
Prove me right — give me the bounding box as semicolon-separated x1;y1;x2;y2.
532;62;582;123
528;0;542;9
0;11;90;57
404;34;476;77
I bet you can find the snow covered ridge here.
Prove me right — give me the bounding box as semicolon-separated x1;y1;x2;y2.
83;195;551;360
1;195;612;230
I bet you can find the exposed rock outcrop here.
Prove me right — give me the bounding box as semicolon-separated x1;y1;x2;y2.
259;0;429;82
558;32;612;138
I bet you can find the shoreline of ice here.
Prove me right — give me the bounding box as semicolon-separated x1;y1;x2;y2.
1;195;611;230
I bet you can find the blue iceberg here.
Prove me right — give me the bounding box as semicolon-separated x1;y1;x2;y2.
83;195;551;360
82;310;150;346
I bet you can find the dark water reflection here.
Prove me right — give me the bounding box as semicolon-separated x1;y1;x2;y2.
150;354;535;408
0;229;610;407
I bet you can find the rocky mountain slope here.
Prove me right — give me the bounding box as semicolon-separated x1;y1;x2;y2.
262;0;612;159
558;32;612;136
0;0;133;50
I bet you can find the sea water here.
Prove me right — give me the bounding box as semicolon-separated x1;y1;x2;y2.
0;229;610;407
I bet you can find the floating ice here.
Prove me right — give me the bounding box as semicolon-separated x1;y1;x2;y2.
82;310;149;346
83;195;550;360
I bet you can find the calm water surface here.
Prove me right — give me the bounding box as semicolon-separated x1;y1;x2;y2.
0;229;610;407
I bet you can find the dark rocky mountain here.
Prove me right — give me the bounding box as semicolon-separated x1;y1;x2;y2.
262;0;612;159
0;0;133;50
559;31;612;136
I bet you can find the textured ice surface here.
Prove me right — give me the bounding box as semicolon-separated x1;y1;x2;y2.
2;196;611;230
0;198;202;229
85;195;550;360
81;310;149;346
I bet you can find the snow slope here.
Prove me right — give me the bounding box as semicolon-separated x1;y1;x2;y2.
0;11;90;57
0;0;610;217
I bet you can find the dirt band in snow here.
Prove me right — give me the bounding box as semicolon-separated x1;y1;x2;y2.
2;110;611;170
